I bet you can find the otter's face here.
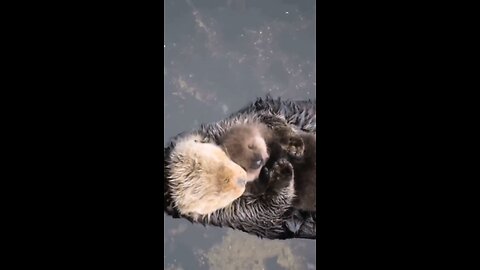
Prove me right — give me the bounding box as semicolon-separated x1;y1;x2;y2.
167;135;248;216
221;126;269;182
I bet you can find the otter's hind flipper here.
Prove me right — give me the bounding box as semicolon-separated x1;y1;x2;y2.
285;209;316;239
285;209;303;233
296;211;316;239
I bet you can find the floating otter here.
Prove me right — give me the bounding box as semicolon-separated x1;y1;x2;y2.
164;96;316;240
165;133;296;237
220;123;316;211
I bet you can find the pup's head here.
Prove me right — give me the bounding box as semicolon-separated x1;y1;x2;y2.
166;134;248;216
220;124;270;182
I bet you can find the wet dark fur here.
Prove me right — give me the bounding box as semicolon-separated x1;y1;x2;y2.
164;95;316;240
289;132;316;211
246;129;316;212
220;122;316;212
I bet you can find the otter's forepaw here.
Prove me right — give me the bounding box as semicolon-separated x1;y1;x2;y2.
269;158;294;188
286;136;305;158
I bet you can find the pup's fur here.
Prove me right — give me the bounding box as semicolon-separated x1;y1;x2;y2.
220;123;316;211
219;123;271;182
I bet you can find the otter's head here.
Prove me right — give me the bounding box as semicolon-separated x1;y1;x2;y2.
166;134;248;217
220;124;270;182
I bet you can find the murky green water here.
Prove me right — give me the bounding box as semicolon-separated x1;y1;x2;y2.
165;0;316;269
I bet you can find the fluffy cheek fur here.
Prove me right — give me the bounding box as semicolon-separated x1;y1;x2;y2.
167;135;248;216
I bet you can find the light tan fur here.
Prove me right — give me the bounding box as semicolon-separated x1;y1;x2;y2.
167;134;248;218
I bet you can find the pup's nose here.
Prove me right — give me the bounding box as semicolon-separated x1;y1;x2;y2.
250;154;263;169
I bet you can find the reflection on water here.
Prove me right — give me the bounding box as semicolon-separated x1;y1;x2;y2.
199;230;305;270
165;0;316;269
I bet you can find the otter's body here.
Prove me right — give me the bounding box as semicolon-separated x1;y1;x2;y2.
164;96;316;240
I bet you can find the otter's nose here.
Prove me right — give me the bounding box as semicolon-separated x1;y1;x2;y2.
237;178;246;186
250;154;263;169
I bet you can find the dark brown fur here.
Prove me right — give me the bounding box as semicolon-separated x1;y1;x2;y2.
219;124;270;182
220;122;316;211
250;129;315;212
289;132;316;211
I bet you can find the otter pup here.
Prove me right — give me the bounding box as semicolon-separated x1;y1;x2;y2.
220;122;316;211
219;123;270;182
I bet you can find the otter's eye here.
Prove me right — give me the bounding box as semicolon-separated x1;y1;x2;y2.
224;178;229;183
248;144;254;149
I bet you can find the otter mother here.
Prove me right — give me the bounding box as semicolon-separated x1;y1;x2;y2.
164;96;316;240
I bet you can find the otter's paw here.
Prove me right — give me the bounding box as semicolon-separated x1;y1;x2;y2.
286;136;305;158
269;158;294;188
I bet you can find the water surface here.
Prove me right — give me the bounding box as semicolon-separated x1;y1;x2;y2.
165;1;316;269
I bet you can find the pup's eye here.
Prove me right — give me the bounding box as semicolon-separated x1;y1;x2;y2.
248;144;254;149
224;178;229;183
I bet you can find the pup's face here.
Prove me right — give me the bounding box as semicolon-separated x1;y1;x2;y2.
168;135;248;216
220;126;269;182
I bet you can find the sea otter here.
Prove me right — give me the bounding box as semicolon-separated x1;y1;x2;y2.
164;96;316;240
220;123;316;211
165;133;296;236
